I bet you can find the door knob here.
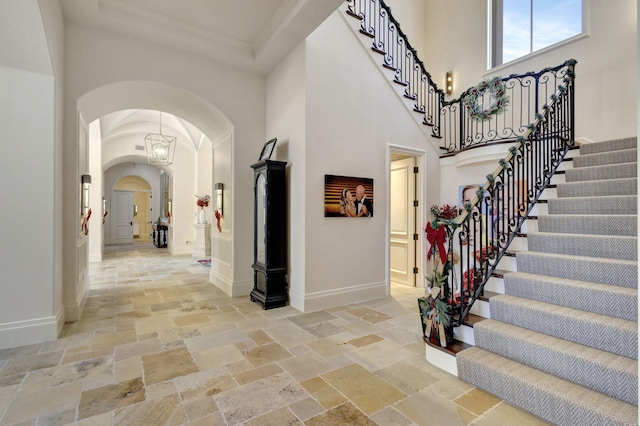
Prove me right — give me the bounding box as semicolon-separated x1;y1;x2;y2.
130;221;133;225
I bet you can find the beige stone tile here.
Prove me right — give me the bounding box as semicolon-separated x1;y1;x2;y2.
157;326;201;345
19;356;114;393
474;401;553;425
394;389;477;426
245;406;302;426
300;377;347;409
287;311;338;327
339;318;382;336
134;313;177;335
279;352;335;382
185;411;227;426
115;356;142;382
348;334;384;348
215;373;307;424
145;381;178;401
65;412;112;426
370;406;412;426
179;373;237;402
302;322;345;338
453;388;502;416
174;313;211;327
306;335;354;358
376;326;422;345
114;336;164;361
62;347;113;365
90;331;137;351
247;329;273;345
142;347;199;385
346;307;392;324
183;396;219;421
233;363;283;385
2;381;82;425
226;359;254;375
245;342;292;367
288;397;325;421
0;350;64;377
0;343;42;362
0;373;23;387
322;364;405;415
262;322;317;348
77;377;145;419
113;393;186;425
305;402;376;426
426;375;474;400
184;328;254;353
344;339;415;372
288;344;313;356
0;384;18;419
375;357;441;394
192;344;246;370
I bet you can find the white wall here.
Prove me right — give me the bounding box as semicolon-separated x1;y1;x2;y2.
270;10;442;311
420;0;637;142
0;0;63;349
266;43;307;310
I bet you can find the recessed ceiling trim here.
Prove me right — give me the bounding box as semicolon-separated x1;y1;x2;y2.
98;0;253;53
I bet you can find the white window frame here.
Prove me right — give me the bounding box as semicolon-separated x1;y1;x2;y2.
488;0;590;69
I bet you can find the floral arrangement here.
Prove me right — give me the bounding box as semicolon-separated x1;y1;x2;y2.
195;194;211;208
463;76;509;121
430;203;458;221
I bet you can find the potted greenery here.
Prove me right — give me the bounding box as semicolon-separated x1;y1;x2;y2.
418;204;458;347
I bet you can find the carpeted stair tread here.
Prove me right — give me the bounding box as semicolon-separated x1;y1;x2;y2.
472;319;638;404
565;162;637;182
527;232;637;261
490;294;638;359
515;251;637;288
548;195;637;214
556;177;637;197
579;137;637;155
504;272;637;321
457;347;639;426
573;148;637;168
537;214;637;236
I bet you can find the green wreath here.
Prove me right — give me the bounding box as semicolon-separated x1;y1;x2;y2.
463;77;509;121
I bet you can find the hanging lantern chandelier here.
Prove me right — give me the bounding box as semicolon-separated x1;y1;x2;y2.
145;111;176;165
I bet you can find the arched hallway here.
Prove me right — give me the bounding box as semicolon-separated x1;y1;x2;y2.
0;247;549;425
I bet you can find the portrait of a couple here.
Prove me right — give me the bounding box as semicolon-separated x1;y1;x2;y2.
339;185;373;217
324;175;374;218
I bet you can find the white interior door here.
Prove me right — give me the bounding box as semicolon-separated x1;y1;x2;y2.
390;157;417;286
113;190;134;244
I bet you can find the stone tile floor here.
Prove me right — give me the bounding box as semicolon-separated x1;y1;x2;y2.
0;242;551;425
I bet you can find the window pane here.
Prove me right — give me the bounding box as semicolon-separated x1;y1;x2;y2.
502;0;531;64
532;0;581;52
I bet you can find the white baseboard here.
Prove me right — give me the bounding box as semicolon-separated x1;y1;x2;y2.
64;283;89;323
209;271;252;298
301;281;388;312
0;316;59;350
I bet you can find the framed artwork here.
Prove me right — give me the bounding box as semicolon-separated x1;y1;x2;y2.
324;174;374;217
259;138;277;161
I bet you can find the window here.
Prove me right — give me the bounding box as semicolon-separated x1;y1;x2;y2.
490;0;582;67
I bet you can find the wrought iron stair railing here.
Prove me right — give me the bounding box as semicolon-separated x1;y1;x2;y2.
344;0;577;332
448;63;575;327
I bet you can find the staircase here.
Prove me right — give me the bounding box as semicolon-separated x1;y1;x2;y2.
457;137;638;425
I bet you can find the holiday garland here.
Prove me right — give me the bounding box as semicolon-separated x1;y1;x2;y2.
463;77;509;121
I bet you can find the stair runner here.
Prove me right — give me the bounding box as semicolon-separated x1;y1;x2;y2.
457;137;638;425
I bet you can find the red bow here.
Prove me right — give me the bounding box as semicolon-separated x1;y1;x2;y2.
214;209;222;233
426;222;447;265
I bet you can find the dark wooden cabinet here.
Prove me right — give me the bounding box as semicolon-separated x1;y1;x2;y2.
153;224;168;248
250;160;287;309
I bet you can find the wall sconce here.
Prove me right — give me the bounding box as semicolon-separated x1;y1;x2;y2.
81;174;91;216
215;183;224;215
445;71;453;95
